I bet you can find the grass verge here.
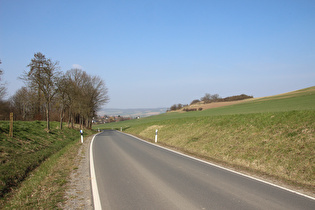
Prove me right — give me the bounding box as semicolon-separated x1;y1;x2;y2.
1;134;95;209
123;110;315;192
0;121;95;208
1;140;81;209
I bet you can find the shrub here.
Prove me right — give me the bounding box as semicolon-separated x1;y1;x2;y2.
190;99;200;105
183;108;197;112
169;104;184;111
221;94;253;102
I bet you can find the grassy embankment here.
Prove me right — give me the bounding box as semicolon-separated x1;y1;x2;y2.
94;86;315;192
0;121;95;209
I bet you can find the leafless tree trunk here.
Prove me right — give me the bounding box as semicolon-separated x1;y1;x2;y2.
20;52;60;132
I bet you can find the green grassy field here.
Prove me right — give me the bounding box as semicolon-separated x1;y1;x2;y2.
94;86;315;191
95;86;315;130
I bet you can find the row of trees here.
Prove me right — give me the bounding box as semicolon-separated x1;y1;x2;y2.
168;93;253;111
0;53;109;131
192;93;253;105
168;103;188;111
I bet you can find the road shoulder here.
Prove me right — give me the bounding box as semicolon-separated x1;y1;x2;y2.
60;135;93;209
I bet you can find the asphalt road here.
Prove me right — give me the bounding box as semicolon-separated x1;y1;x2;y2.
91;130;315;210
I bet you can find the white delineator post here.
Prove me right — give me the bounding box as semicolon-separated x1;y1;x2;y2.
80;130;83;143
155;129;158;143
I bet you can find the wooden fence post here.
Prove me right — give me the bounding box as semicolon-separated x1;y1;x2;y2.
9;112;13;137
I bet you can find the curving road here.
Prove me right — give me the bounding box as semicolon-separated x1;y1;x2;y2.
90;130;315;210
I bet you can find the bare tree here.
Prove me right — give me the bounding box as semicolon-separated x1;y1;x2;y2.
210;94;221;102
84;75;109;128
201;93;221;103
55;75;70;129
201;93;212;103
20;52;61;131
10;87;37;120
63;69;82;128
0;59;7;100
63;69;109;129
0;59;10;120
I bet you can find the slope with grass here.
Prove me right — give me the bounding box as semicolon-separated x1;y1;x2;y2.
94;86;315;193
0;121;95;205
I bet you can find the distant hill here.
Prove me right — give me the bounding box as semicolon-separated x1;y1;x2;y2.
97;108;168;117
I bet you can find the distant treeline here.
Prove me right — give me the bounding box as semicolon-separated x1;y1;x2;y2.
168;93;253;112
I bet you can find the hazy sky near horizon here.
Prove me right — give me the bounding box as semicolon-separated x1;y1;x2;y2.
1;0;314;109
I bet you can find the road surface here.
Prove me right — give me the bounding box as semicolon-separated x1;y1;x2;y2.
91;130;315;209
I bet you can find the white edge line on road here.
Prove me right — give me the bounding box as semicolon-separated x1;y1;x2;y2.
90;134;102;210
120;131;315;201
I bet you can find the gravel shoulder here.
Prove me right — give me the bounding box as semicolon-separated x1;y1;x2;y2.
61;135;94;209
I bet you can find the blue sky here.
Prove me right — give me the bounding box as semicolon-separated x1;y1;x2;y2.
1;0;314;109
